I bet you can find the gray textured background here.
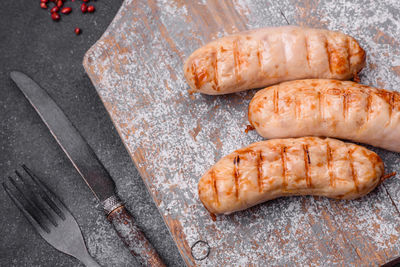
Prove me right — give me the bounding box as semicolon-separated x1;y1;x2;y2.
0;0;183;266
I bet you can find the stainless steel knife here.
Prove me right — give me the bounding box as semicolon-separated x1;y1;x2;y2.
10;71;165;267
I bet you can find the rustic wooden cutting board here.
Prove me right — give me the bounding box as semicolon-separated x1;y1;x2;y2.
83;0;400;265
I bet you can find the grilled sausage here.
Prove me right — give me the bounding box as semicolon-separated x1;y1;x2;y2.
198;137;384;215
248;79;400;152
184;26;365;95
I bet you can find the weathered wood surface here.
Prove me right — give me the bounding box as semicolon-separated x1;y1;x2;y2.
83;0;400;265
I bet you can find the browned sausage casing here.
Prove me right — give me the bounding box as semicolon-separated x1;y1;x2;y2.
248;79;400;152
198;137;384;215
184;26;365;95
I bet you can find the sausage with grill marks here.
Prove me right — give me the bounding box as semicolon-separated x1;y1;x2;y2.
198;137;385;215
248;79;400;152
184;26;365;95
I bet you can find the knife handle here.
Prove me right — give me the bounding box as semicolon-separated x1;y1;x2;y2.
107;205;166;266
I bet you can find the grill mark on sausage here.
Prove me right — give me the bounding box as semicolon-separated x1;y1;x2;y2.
346;37;351;72
281;146;287;191
343;92;348;120
295;96;300;120
211;170;219;205
371;152;377;180
274;87;279;114
327;143;334;188
389;92;394;123
305;35;310;68
257;40;263;69
281;34;288;70
325;38;332;74
348;149;359;193
233;155;240;199
366;92;372;122
257;151;263;192
376;89;394;126
211;50;219;91
318;91;323;121
191;62;201;89
303;144;311;188
233;39;241;83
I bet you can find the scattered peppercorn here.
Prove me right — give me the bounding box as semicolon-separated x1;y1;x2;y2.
51;6;59;13
61;7;72;14
87;5;95;13
81;3;88;13
51;12;60;21
56;0;63;8
39;0;97;35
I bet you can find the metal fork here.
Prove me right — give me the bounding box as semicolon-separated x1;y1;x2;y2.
2;165;100;267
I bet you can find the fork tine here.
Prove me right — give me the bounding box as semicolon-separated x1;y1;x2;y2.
3;182;49;235
22;165;66;220
7;176;52;233
15;170;59;227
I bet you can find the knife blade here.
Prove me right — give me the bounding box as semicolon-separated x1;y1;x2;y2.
10;71;165;267
10;72;115;202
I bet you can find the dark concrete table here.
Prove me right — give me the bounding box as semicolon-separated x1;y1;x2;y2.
0;1;183;266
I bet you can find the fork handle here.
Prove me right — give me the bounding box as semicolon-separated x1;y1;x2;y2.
107;205;166;267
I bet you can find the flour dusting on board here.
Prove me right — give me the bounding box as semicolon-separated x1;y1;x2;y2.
84;0;400;266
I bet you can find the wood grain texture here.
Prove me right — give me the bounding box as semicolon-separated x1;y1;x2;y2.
83;0;400;265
